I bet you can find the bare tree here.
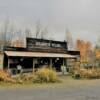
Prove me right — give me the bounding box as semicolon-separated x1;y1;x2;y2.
65;29;73;50
40;26;48;39
11;29;26;47
96;35;100;49
35;20;41;38
7;21;15;46
0;18;14;51
25;28;31;38
34;20;49;39
2;18;10;46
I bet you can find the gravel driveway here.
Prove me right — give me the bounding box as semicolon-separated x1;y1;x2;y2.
0;78;100;100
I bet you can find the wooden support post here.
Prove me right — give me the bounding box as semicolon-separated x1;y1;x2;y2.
33;58;35;72
62;58;65;75
50;58;52;69
33;58;37;72
63;58;65;66
66;58;68;72
33;58;38;72
8;58;10;73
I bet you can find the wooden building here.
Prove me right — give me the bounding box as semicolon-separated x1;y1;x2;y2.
3;38;80;75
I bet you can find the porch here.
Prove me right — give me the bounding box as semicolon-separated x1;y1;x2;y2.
4;51;78;75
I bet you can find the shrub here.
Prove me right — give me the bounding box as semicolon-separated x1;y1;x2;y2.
0;68;60;84
19;73;35;82
73;68;100;79
33;68;59;83
0;70;15;83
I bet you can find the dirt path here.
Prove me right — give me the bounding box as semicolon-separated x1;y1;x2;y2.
0;78;100;100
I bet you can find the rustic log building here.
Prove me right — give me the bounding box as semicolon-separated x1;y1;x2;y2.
2;38;80;75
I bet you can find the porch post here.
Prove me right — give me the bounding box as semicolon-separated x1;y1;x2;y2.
66;58;69;72
63;58;65;66
8;58;10;73
33;58;34;72
33;58;38;72
33;58;35;72
50;58;52;69
62;58;65;75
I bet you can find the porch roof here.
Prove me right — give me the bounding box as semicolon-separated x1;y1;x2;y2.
4;51;76;58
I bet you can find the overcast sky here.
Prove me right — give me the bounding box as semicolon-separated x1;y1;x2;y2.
0;0;100;44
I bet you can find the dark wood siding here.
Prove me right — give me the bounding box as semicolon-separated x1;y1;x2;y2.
26;38;67;53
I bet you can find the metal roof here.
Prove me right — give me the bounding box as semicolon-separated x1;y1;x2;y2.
5;51;76;58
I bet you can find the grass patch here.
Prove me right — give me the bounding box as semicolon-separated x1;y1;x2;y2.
1;75;100;89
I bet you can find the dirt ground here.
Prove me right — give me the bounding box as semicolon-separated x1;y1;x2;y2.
0;76;100;100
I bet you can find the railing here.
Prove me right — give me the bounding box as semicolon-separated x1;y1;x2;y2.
9;68;33;75
22;68;33;73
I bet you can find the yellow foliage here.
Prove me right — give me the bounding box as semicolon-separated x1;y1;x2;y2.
73;69;100;79
95;50;100;59
0;70;15;83
34;68;58;83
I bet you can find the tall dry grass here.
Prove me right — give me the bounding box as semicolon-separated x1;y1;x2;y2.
73;68;100;79
0;70;15;83
33;68;59;83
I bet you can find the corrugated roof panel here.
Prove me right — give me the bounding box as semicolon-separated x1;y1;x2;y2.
5;51;76;58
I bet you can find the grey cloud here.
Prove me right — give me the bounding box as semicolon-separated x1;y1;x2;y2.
0;0;99;43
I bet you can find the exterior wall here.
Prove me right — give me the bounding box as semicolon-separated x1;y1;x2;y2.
26;38;67;53
0;52;4;69
66;59;77;73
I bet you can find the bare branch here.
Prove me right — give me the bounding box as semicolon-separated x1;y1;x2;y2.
40;26;48;39
25;28;31;38
35;20;41;38
65;28;73;50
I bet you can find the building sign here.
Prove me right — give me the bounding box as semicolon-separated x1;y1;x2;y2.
27;38;67;49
